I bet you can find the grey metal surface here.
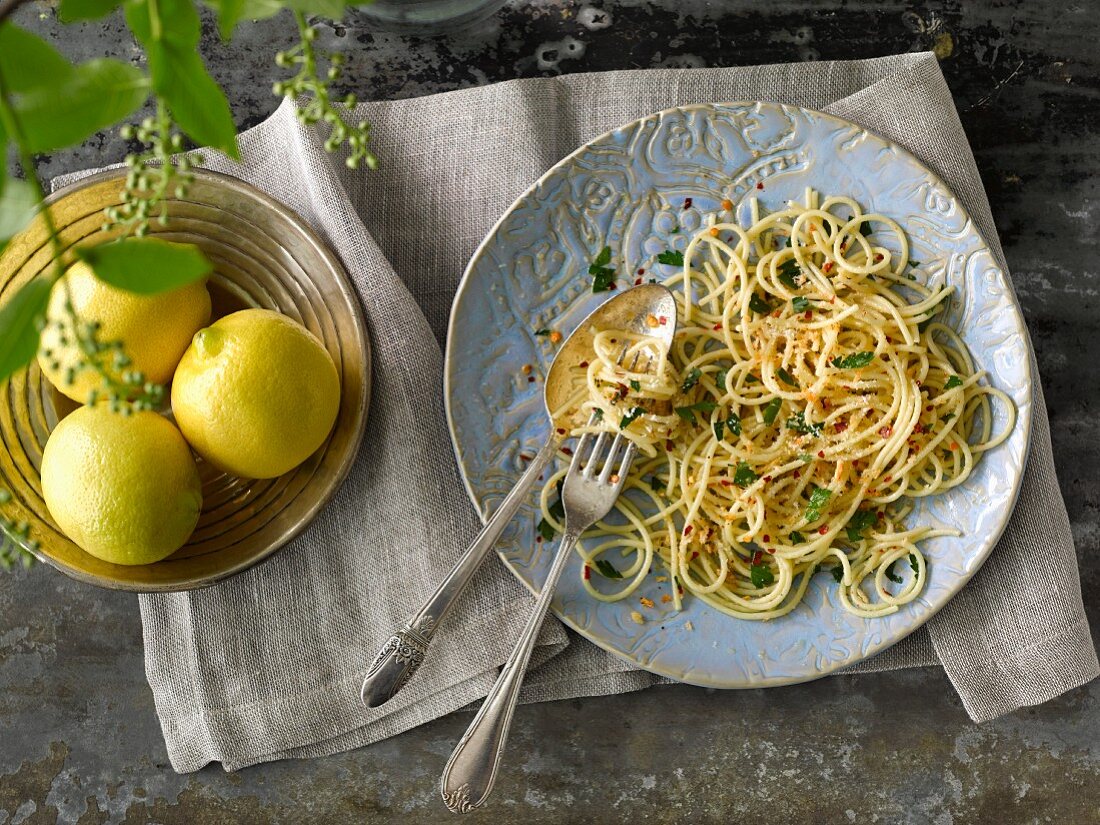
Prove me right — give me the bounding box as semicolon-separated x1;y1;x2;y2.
2;2;1098;822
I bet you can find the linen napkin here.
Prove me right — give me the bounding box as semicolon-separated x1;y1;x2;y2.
58;51;1097;772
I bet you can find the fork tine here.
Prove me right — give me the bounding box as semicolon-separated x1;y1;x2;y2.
598;434;627;483
617;441;637;480
583;432;608;478
568;410;601;473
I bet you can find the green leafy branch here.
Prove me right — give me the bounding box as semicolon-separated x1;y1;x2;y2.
0;0;377;571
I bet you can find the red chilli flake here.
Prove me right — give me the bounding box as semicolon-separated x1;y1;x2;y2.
818;526;829;535
763;476;772;482
756;182;764;190
520;454;532;462
683;197;693;209
823;261;834;274
583;566;591;579
713;323;723;331
683;525;694;535
835;421;848;432
556;427;566;435
528;376;536;383
720;479;733;486
767;548;775;555
804;311;812;320
666;439;675;451
879;426;893;438
659;316;668;325
793;470;801;479
637;268;646;275
817;450;825;459
578;360;589;368
536;536;543;543
913;423;925;435
609;282;618;290
635;278;643;285
751;550;763;565
763;534;771;543
562;446;573;456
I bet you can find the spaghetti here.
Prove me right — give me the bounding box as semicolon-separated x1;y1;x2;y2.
539;190;1015;620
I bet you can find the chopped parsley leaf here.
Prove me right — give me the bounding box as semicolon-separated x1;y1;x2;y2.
831;351;875;370
589;246;615;292
831;565;843;583
908;260;920;268
595;559;623;579
619;406;645;429
657;249;684;266
792;296;810;313
713;420;724;441
674;400;717;422
549;478;565;520
944;375;963;390
885;560;903;584
537;518;555;541
798;453;814;462
909;553;919;574
777;367;799;388
647;475;662;491
786;411;822;437
745;374;759;384
762;397;782;425
592;408;604;422
715;368;728;389
750;562;774;589
725;411;742;437
789;531;805;545
805;485;832;522
680;367;702;392
778;258;801;289
845;509;877;542
733;461;759;487
858;222;873;236
535;328;551;336
629;379;641;391
749;293;773;314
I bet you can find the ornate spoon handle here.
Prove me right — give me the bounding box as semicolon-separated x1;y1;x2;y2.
360;437;558;708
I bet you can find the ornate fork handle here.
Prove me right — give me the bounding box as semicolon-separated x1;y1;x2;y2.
360;437;559;708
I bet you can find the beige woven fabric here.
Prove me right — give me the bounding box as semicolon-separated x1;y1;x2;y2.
61;52;1095;771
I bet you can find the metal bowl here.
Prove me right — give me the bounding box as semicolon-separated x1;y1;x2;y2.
0;168;371;591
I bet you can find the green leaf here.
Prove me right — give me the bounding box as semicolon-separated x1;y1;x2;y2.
13;59;147;153
749;293;773;314
831;351;875;370
725;411;741;436
59;0;122;21
535;328;550;336
126;0;238;158
594;558;622;579
732;461;758;487
750;562;774;588
786;411;822;437
545;478;564;521
792;296;810;313
282;0;345;19
776;367;798;388
789;531;805;545
0;25;73;92
592;408;603;422
657;249;683;267
629;379;640;391
885;560;903;584
777;258;800;289
591;246;611;268
831;565;843;583
762;397;782;425
76;237;212;294
205;0;247;37
909;553;919;574
148;46;238;157
590;267;615;292
680;367;702;392
944;375;963;390
858;222;873;236
674;400;716;422
805;485;832;523
619;406;644;429
537;518;555;542
0;179;37;241
0;278;52;385
715;368;728;389
712;420;724;441
844;509;877;542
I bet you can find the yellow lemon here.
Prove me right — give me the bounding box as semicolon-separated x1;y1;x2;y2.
41;406;202;565
171;308;341;479
38;261;211;404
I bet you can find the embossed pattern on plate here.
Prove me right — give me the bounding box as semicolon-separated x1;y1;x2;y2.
444;102;1033;688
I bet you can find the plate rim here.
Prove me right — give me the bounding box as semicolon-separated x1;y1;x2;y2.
445;100;1034;688
15;166;373;593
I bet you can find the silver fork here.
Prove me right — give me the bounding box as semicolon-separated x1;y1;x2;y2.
439;357;644;814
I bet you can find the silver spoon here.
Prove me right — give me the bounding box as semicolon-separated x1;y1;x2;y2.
359;283;678;708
